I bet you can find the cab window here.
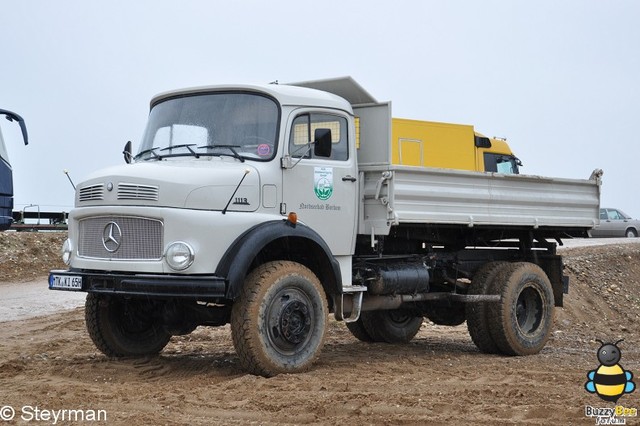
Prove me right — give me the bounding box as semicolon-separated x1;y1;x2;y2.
484;153;519;174
289;113;348;161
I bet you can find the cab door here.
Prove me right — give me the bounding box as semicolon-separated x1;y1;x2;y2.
281;110;358;255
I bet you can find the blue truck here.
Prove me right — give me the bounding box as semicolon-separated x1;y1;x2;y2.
0;109;29;230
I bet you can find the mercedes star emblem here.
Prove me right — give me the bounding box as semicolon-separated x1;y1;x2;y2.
102;221;122;253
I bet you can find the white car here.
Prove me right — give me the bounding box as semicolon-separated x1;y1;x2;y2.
591;208;640;238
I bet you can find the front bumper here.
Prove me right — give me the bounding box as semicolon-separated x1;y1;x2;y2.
49;269;227;300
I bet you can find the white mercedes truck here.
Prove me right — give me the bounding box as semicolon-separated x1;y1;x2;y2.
49;77;601;376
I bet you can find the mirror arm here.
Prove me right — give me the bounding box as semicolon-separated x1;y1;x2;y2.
0;109;29;145
282;144;313;169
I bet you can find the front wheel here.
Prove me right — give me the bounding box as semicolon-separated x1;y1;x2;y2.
230;261;328;377
487;263;555;356
626;228;638;238
85;293;171;357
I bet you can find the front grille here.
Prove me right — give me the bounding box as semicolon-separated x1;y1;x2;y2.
118;183;159;201
78;216;163;260
78;184;104;201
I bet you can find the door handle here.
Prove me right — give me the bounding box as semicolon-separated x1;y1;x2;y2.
342;175;357;182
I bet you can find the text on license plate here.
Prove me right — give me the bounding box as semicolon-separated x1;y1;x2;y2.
50;275;83;290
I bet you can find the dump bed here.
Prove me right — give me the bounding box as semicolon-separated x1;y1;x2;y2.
289;77;601;238
359;165;601;236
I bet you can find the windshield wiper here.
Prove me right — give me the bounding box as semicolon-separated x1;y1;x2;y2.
160;144;199;158
134;147;160;160
198;144;245;162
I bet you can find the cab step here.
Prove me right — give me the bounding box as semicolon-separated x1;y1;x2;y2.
334;285;367;323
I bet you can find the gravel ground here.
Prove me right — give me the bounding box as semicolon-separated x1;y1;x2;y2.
1;232;639;425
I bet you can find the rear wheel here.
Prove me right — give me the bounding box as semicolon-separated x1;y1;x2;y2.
231;261;328;377
424;301;466;326
85;293;171;357
487;263;555;355
466;261;509;354
345;318;375;342
360;309;423;343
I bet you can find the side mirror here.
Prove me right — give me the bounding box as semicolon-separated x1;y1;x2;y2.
123;140;133;164
474;135;491;148
0;109;28;145
313;128;332;158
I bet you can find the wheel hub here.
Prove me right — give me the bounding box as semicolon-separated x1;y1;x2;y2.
516;286;543;335
279;300;311;344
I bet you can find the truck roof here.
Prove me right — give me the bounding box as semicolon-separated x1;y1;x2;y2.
150;81;354;113
288;76;379;106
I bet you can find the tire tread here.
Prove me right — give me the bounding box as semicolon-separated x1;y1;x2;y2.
231;261;327;377
487;262;554;356
466;261;510;354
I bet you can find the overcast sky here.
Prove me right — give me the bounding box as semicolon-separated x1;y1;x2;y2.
1;1;639;217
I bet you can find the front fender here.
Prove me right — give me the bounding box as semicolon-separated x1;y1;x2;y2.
216;219;342;300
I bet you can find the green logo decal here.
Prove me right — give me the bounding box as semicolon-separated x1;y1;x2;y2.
314;167;333;201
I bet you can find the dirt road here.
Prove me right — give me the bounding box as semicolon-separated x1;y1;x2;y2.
1;236;640;424
0;280;85;322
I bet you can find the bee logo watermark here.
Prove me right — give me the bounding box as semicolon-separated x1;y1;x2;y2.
584;339;637;425
585;339;635;402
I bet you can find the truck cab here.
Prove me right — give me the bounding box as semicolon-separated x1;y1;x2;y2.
64;84;358;282
391;118;520;174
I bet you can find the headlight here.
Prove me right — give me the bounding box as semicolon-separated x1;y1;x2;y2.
165;241;194;271
61;239;73;265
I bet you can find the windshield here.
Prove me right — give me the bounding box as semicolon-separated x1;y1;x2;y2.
137;92;280;161
484;152;520;174
0;128;8;163
496;156;519;174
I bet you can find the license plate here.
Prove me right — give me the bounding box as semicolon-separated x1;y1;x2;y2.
49;274;83;290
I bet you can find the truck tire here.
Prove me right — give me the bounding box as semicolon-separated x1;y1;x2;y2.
466;261;509;354
85;293;171;357
345;318;375;342
486;263;555;356
230;261;328;377
359;309;423;343
424;302;466;326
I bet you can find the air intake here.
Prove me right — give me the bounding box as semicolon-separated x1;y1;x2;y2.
117;183;159;201
78;184;104;202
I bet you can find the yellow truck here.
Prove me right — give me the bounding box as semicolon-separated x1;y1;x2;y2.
390;118;521;174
